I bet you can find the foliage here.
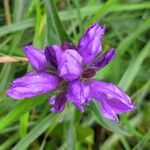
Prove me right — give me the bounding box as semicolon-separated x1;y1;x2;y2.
0;0;150;149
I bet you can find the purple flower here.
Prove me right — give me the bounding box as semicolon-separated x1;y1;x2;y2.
6;22;135;122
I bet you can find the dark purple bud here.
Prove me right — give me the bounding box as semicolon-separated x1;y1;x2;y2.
44;45;62;69
61;42;76;51
82;68;96;78
49;92;67;112
92;48;116;71
44;46;57;68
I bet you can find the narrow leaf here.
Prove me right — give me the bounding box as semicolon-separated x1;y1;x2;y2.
87;101;130;136
19;112;29;139
12;113;64;150
133;129;150;150
0;19;34;37
0;95;48;132
118;18;150;56
45;0;71;43
119;41;150;91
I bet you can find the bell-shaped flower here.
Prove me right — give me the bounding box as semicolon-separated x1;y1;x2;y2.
6;22;135;122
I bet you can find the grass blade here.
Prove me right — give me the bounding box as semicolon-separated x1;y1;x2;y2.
59;3;150;21
88;101;130;136
45;0;71;43
133;129;150;150
0;95;48;132
19;112;29;139
119;41;150;91
117;18;150;56
0;19;34;37
12;113;64;150
85;0;117;27
0;133;18;150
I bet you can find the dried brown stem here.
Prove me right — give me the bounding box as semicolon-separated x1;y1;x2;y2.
0;56;28;63
3;0;12;25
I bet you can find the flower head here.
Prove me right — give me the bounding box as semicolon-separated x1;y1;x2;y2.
6;22;135;122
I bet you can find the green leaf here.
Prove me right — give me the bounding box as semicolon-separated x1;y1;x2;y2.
117;18;150;56
0;19;34;37
59;2;150;21
75;0;117;42
12;113;64;150
76;124;94;144
85;0;117;27
72;0;83;33
120;115;143;138
0;37;12;53
0;133;18;150
119;41;150;91
0;63;15;92
87;101;130;136
133;129;150;150
33;0;45;48
19;112;29;139
64;105;76;150
100;113;143;150
13;0;31;22
0;95;48;132
45;0;71;43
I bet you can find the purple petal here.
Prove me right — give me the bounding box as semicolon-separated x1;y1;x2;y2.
6;73;60;99
58;49;83;81
105;96;135;114
88;80;135;120
100;94;119;122
88;80;132;104
44;45;63;69
77;22;105;64
67;80;90;112
92;48;116;70
49;92;67;112
23;45;47;72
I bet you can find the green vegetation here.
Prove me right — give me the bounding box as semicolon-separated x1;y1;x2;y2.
0;0;149;149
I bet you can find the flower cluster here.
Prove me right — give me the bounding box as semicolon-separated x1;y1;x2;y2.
6;22;135;122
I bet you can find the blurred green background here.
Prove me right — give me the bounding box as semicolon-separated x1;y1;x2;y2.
0;0;150;149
